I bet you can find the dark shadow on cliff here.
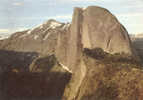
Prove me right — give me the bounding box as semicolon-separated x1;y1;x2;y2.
83;48;143;69
0;71;71;100
132;38;143;63
0;52;72;100
0;49;39;72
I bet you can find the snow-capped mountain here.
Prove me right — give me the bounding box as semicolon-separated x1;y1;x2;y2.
0;19;70;55
11;19;70;40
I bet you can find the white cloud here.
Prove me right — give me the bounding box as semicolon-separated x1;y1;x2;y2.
116;12;143;34
14;27;28;32
18;15;72;21
116;13;143;17
51;15;72;19
0;27;29;35
57;0;98;2
9;14;72;20
12;2;23;6
72;0;97;1
0;29;10;33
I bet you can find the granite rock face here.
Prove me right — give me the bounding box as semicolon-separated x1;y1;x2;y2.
56;6;137;73
61;6;143;100
83;6;133;54
74;6;134;55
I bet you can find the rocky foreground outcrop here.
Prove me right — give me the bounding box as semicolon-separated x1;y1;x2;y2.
63;48;143;100
0;6;143;100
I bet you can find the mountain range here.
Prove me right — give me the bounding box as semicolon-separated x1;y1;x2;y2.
0;6;143;100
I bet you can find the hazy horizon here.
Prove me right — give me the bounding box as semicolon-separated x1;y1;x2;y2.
0;0;143;35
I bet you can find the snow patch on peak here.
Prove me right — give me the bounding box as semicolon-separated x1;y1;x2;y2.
20;29;33;38
39;25;44;29
43;32;52;40
43;19;62;29
19;20;64;39
27;24;43;35
50;22;62;29
62;23;70;30
27;29;32;34
34;35;39;40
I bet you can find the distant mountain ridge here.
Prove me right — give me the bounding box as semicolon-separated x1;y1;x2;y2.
134;33;143;38
0;19;70;55
130;33;143;40
130;33;143;62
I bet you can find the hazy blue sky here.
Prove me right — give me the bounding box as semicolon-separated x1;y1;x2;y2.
0;0;143;34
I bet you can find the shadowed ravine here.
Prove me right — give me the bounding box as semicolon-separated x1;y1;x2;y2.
0;72;71;100
0;50;39;72
0;50;72;100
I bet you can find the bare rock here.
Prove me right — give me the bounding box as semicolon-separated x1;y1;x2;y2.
62;6;142;100
81;6;135;55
